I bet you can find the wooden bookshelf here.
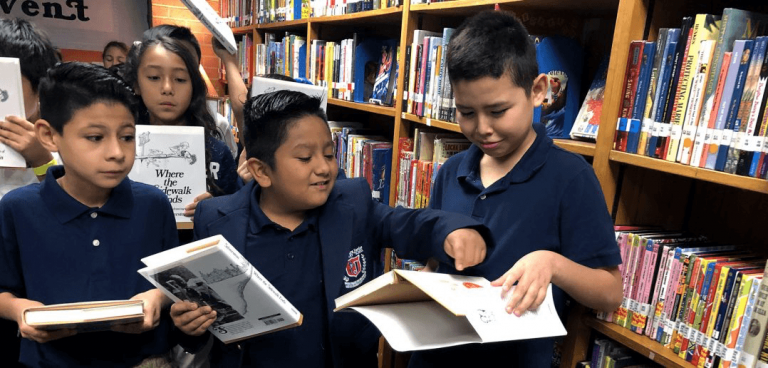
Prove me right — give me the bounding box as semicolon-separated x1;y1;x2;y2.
584;317;689;368
328;98;397;117
256;18;308;30
309;7;403;26
232;25;256;35
610;151;768;195
554;139;596;157
401;113;461;133
409;0;619;15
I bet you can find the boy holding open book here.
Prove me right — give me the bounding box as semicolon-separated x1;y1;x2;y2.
0;62;180;367
408;11;624;367
170;90;491;367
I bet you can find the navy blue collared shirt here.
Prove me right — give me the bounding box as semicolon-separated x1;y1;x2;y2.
409;123;622;367
239;186;329;368
0;166;180;367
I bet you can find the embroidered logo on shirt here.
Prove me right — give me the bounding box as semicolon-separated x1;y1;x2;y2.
343;246;367;289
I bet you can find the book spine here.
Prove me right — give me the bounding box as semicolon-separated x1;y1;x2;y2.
735;277;763;368
703;50;736;169
679;39;716;165
649;35;680;157
656;19;693;159
639;30;669;156
716;40;755;171
695;51;731;167
738;261;768;368
722;274;754;368
628;41;656;154
615;41;644;151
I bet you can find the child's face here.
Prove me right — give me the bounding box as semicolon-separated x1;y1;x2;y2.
135;45;192;126
103;46;126;69
453;73;546;161
51;102;136;191
262;115;338;211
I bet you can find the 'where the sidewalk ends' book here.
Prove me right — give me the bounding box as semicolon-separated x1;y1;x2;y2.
138;235;303;344
334;270;566;352
23;300;144;332
128;125;206;223
181;0;237;54
0;57;28;168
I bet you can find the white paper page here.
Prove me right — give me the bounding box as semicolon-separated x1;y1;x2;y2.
465;284;567;343
0;58;28;168
350;301;481;352
395;270;491;315
250;77;328;112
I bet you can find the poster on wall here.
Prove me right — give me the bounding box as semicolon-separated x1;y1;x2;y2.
1;0;149;52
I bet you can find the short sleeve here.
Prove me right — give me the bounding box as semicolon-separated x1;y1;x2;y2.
559;168;621;269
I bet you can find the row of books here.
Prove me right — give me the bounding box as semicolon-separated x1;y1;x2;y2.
394;129;470;209
254;0;402;24
233;34;254;84
385;249;426;272
402;28;456;122
584;337;661;368
309;36;399;104
611;9;768;179
220;0;255;27
254;32;307;80
600;227;768;368
329;122;394;204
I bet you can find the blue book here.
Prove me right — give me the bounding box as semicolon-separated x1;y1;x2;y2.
628;41;656;153
647;30;680;157
353;37;397;104
532;35;584;138
371;147;393;204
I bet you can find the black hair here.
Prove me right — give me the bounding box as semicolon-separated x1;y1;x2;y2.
102;41;129;59
243;90;328;169
38;62;138;134
447;11;539;95
124;26;223;194
0;18;59;93
261;73;296;82
142;25;202;63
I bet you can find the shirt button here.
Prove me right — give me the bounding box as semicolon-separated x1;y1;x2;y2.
93;239;100;247
480;194;487;200
90;212;98;219
287;253;295;260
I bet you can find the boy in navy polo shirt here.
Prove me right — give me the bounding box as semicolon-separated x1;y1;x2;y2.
0;63;180;367
170;90;490;368
408;11;623;367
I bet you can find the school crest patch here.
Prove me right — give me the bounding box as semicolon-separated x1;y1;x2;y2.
343;246;367;289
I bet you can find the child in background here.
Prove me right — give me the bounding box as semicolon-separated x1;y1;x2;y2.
0;18;59;198
408;11;623;367
102;41;128;69
0;62;180;367
170;90;490;368
123;26;239;218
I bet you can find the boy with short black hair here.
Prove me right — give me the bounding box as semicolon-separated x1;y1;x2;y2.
0;62;180;367
408;11;623;367
0;18;59;198
171;90;491;367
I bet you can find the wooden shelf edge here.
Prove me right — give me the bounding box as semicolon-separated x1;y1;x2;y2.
328;98;396;116
553;139;596;157
401;113;462;133
410;0;618;13
309;6;403;23
584;317;690;368
609;151;768;194
256;18;309;30
232;25;257;34
176;222;194;230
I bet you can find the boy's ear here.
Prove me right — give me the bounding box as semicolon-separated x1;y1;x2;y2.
247;157;273;188
530;73;548;107
34;119;59;152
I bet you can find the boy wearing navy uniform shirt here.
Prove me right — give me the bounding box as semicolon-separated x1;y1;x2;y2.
170;90;491;368
408;11;624;367
0;63;180;367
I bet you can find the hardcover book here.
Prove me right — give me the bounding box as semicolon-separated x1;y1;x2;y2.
128;125;206;223
23;300;144;332
0;57;27;168
571;57;609;140
138;235;303;344
181;0;238;54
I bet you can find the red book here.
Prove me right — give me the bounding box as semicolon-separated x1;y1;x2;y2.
615;41;645;151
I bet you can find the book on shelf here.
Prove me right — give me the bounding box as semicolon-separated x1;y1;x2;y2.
334;269;566;352
138;235;303;344
646;28;680;157
220;0;254;27
715;39;755;172
571;57;609;141
23;300;144;332
0;57;28;168
532;35;584;139
676;39;715;165
250;75;328;111
614;41;645;152
181;0;238;54
128;125;207;223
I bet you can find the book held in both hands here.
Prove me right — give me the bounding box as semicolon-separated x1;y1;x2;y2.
138;235;303;344
23;300;145;332
334;270;567;352
0;57;28;168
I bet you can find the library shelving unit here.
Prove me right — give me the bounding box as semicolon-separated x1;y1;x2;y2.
225;0;768;367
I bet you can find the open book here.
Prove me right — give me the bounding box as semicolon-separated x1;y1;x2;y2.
138;235;303;344
181;0;237;54
0;57;28;168
23;300;144;332
334;270;567;352
250;76;328;112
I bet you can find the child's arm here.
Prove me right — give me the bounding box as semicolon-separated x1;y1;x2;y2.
212;38;247;138
0;115;54;180
0;292;76;343
491;251;623;315
442;228;487;271
111;289;172;334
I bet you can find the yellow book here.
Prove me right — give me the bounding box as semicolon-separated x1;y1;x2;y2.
721;274;756;368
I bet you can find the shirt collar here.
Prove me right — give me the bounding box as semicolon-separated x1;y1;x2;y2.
248;184;319;234
40;165;134;224
456;123;552;185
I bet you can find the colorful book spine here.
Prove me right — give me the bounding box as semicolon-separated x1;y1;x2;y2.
615;41;645;151
678;39;716;165
628;41;657;154
706;43;744;169
715;40;756;171
648;29;681;157
695;52;731;167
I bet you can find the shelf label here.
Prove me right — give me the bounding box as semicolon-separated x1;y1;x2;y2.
722;129;734;145
642;118;654;133
659;123;671;137
670;124;683;138
426;118;431;127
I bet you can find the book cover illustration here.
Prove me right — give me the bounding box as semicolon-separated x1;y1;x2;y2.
532;36;584;139
128;126;207;223
0;57;27;168
571;57;609;140
370;44;396;105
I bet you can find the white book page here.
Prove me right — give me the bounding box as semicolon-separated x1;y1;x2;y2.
396;270;491;315
350;301;481;352
0;58;28;168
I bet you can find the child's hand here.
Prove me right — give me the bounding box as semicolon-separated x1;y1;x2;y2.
0;115;53;168
184;192;213;219
443;228;487;271
491;250;555;316
212;37;236;61
13;298;77;343
112;289;169;334
170;301;216;336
